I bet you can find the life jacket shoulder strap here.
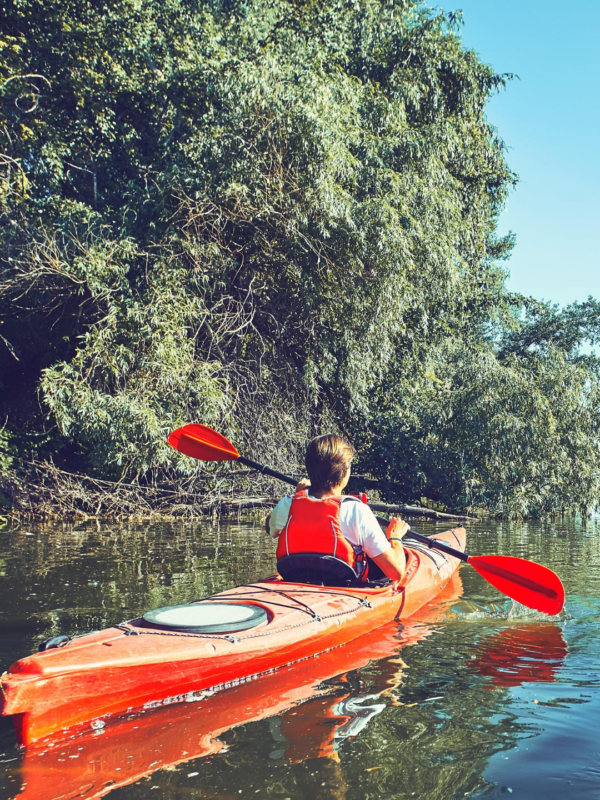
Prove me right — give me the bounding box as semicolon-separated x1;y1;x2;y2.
293;490;342;505
343;493;368;504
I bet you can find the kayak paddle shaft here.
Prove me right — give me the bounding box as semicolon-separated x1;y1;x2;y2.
373;516;469;562
237;456;300;487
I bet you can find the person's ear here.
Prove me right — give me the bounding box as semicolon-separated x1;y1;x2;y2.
341;466;351;488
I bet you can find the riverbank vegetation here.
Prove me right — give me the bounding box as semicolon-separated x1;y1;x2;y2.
1;0;599;519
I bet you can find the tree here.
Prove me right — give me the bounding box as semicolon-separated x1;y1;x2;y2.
1;0;598;516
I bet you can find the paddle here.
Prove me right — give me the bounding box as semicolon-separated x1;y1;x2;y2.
167;423;565;615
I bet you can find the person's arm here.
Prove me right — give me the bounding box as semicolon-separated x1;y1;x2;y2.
371;518;409;581
265;495;294;538
349;504;409;582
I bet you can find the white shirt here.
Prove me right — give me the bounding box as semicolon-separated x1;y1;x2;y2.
269;494;391;559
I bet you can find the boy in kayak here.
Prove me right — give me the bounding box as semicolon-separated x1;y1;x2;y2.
266;434;409;583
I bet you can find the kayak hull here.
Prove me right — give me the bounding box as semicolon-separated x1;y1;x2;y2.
13;572;466;800
1;527;465;747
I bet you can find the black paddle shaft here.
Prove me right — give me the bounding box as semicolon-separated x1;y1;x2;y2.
386;523;469;562
238;456;300;487
238;455;469;563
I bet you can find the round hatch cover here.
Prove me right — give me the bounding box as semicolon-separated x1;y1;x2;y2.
141;602;267;634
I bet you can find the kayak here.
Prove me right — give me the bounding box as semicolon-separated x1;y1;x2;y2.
1;528;465;748
10;572;465;800
0;527;466;747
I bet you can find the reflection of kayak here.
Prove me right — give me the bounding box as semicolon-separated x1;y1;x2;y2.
1;527;465;747
11;573;465;800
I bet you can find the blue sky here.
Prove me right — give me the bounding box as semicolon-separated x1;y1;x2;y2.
435;0;600;306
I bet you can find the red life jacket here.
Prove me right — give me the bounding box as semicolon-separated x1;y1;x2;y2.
276;490;368;583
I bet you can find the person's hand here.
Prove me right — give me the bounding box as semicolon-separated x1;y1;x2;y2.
296;478;311;492
386;517;410;541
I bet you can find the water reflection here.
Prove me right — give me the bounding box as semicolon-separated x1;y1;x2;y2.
469;624;568;688
2;580;573;800
0;517;598;800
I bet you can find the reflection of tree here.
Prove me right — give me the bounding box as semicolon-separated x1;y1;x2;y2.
0;520;275;667
338;623;567;799
294;757;348;800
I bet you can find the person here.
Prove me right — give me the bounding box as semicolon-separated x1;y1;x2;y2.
266;434;409;584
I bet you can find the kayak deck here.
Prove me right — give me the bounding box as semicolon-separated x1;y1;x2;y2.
1;527;465;746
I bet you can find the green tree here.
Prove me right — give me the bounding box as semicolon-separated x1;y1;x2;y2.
1;0;598;515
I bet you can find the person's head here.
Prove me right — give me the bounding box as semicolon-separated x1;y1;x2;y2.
304;434;355;494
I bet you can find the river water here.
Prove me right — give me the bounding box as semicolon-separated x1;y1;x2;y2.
0;516;598;799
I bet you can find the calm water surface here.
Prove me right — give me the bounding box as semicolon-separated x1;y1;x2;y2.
0;516;599;799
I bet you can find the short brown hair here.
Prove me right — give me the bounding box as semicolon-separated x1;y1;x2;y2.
305;434;355;493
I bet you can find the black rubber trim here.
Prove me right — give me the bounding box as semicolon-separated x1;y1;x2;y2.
449;528;462;547
140;602;268;634
38;634;70;652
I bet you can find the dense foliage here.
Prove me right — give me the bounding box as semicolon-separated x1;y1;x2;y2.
1;0;599;516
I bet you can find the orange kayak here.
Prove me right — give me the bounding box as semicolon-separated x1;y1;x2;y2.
10;572;466;800
0;527;465;747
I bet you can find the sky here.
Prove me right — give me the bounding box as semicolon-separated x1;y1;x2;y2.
435;0;600;306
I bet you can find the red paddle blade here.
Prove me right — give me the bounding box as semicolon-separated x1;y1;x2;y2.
469;555;565;616
168;424;240;462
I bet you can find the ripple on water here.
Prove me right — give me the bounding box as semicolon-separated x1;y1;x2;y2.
0;518;598;800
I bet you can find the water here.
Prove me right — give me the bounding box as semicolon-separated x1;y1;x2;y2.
0;516;599;799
